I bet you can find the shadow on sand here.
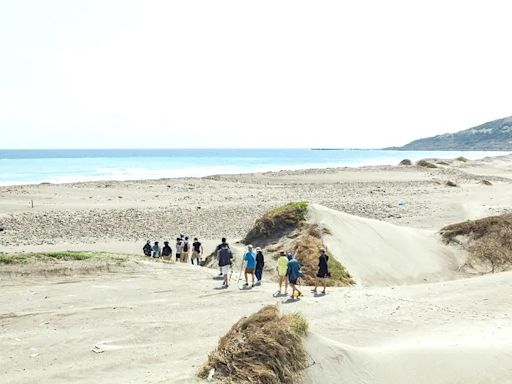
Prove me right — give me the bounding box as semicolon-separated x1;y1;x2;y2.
282;297;300;304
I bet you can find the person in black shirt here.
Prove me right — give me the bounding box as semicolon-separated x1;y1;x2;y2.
313;248;329;294
255;247;264;285
143;240;151;257
191;237;203;265
216;237;230;276
217;243;233;288
162;241;172;262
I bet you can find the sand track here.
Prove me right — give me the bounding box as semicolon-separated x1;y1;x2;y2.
1;254;512;383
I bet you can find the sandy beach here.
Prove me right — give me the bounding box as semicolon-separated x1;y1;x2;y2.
1;154;511;252
1;154;512;383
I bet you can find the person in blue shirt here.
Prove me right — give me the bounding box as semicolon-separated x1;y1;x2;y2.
243;245;257;287
287;254;303;299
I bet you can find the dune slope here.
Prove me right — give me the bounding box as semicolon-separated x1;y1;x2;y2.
308;204;465;286
303;270;512;384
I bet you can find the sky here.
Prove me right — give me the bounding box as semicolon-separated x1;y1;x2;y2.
0;0;511;149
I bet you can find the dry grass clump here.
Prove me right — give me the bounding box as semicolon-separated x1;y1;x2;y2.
0;251;95;264
480;180;493;186
0;252;129;277
446;180;457;187
201;249;221;268
289;224;353;287
399;159;412;166
244;202;308;246
416;159;438;168
441;213;512;273
199;305;308;384
456;156;468;162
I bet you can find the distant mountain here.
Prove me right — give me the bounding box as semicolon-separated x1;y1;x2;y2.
388;116;512;151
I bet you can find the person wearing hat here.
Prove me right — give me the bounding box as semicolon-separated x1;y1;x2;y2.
313;247;330;294
143;240;152;257
243;245;256;288
161;241;172;262
276;250;289;295
287;253;304;299
255;247;265;285
152;241;161;258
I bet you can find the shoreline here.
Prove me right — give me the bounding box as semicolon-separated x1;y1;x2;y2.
1;152;511;251
1;151;510;188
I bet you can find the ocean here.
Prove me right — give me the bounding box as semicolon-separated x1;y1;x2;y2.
0;149;509;186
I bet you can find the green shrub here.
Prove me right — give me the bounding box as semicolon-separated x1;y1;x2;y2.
264;201;309;222
45;252;93;261
327;250;354;286
244;202;309;245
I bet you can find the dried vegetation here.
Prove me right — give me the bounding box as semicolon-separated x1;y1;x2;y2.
441;213;512;273
416;159;438;168
199;305;309;384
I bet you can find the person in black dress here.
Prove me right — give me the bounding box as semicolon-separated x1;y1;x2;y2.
313;247;329;294
255;247;264;284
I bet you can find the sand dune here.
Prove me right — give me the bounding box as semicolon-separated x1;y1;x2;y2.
304;270;512;384
309;204;465;286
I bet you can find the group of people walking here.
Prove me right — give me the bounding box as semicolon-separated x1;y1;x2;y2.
220;242;331;299
275;247;331;298
143;235;203;265
143;236;331;299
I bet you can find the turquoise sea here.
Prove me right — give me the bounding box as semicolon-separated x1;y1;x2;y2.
0;149;509;186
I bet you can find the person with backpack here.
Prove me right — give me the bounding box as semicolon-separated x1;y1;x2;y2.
191;237;203;265
287;254;303;299
217;243;233;288
276;250;289;295
152;241;161;258
143;240;151;257
216;237;230;276
313;248;330;294
243;245;256;288
175;237;183;262
255;247;264;285
182;236;190;263
161;241;172;262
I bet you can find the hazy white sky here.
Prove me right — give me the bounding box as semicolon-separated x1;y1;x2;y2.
0;0;511;149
